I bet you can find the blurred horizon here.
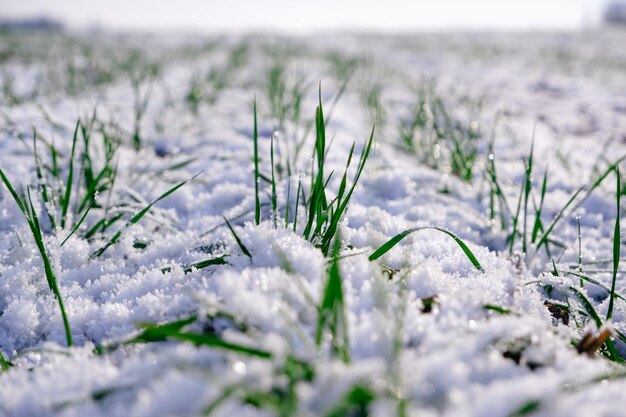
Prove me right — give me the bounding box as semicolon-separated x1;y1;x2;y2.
0;0;619;33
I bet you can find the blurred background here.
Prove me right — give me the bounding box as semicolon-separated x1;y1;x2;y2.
1;0;625;32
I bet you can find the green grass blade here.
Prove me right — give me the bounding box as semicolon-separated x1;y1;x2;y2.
369;226;483;271
483;304;512;315
131;316;198;342
508;400;541;417
60;200;95;246
570;286;620;361
183;256;229;273
170;333;273;359
33;129;56;230
60;120;79;229
253;97;261;225
0;168;27;215
522;138;534;253
84;213;124;239
577;215;583;280
93;173;200;257
608;166;620;321
316;232;350;362
128;316;272;359
270;132;277;228
566;272;626;303
25;188;73;346
285;176;291;228
223;216;252;258
509;167;525;254
0;350;11;372
202;385;239;416
536;185;585;250
486;138;511;229
304;85;330;241
160;255;229;274
293;173;302;233
50;143;59;178
537;158;623;250
320;126;375;256
531;165;548;244
324;385;374;417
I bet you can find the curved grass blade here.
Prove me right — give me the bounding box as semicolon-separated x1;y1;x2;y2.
170;333;272;359
570;286;620;361
566;272;626;303
0;169;73;346
537;158;623;250
369;226;483;271
93;172;201;257
128;316;272;359
131;316;198;343
0;168;27;215
223;216;252;258
60;200;95;246
26;188;73;346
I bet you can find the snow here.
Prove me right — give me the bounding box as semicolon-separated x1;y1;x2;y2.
0;29;626;416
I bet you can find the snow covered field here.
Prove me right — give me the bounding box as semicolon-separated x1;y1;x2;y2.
1;29;626;416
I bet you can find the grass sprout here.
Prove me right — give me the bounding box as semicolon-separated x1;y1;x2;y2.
302;85;375;256
252;84;374;257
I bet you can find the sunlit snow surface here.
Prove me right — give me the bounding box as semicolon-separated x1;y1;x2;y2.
1;30;626;416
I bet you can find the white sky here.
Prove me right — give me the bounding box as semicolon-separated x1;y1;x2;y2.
0;0;609;32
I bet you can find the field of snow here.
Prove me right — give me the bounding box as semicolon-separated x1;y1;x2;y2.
1;29;626;416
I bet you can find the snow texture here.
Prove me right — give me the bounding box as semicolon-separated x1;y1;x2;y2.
0;29;626;416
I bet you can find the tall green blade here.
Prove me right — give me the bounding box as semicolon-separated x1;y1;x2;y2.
33;129;56;230
26;189;73;346
61;120;80;229
253;97;261;225
608;166;621;321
